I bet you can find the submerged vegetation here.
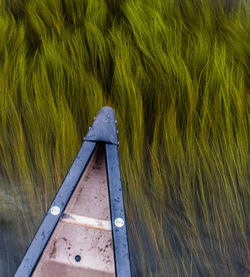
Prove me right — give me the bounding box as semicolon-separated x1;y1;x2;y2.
0;0;249;276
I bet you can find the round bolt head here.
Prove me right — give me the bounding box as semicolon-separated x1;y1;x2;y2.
51;206;60;215
114;218;124;228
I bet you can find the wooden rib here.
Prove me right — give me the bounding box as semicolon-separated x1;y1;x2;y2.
60;213;112;231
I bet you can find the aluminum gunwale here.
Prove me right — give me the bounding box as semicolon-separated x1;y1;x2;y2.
105;143;131;277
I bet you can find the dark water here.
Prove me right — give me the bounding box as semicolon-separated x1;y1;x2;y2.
0;190;31;276
0;185;46;276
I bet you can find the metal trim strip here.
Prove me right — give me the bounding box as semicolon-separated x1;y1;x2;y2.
106;143;132;277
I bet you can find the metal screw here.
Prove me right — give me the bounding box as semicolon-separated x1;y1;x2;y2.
51;206;60;216
114;218;124;228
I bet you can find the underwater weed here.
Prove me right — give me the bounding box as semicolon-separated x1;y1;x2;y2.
0;0;249;276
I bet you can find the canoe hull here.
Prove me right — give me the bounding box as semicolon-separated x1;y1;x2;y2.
14;107;131;277
32;144;115;276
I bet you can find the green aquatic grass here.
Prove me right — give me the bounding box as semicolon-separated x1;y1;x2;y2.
0;0;249;276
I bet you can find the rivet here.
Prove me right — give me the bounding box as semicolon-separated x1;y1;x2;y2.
51;206;60;216
114;218;124;228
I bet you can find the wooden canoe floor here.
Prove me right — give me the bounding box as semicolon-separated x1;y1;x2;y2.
32;144;116;277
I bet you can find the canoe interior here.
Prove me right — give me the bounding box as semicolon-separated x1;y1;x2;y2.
32;143;116;277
